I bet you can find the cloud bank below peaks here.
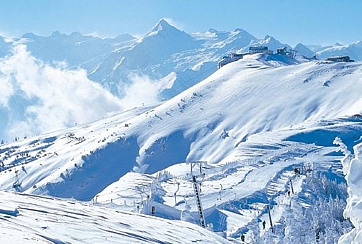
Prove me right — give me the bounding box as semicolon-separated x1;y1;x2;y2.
120;72;174;109
0;44;123;141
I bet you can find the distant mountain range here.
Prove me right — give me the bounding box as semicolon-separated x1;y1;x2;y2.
1;19;362;100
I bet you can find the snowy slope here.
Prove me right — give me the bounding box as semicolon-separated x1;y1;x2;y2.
3;19;362;143
2;54;362;196
1;53;362;242
1;118;358;243
0;191;228;244
0;20;265;141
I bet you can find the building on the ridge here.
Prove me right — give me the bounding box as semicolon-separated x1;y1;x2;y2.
249;46;272;55
218;46;274;69
218;52;244;69
326;56;354;62
276;47;288;55
276;47;297;59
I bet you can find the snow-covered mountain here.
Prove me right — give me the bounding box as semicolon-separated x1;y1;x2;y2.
19;31;136;67
5;19;356;100
2;19;362;243
294;43;316;59
2;19;361;100
317;41;362;61
1;52;362;242
2;19;362;143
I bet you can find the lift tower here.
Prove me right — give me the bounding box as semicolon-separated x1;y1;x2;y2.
189;161;207;228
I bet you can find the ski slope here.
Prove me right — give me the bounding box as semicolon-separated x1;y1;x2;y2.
0;191;228;244
1;53;362;243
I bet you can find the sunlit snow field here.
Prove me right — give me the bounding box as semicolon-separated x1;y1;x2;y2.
1;51;362;243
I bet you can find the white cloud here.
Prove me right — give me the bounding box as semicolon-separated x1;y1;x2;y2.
0;74;14;107
0;44;123;140
0;44;174;141
120;74;161;109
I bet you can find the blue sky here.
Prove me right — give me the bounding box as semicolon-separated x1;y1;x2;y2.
1;0;361;45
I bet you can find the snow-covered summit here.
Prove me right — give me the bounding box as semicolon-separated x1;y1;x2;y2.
125;19;199;68
294;43;315;59
317;41;362;61
147;19;180;36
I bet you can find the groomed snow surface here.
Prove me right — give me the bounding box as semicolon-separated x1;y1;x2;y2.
1;53;362;243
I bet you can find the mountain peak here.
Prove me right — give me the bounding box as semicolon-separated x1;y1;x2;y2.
70;31;83;37
144;19;193;43
51;31;61;36
264;35;275;41
158;18;170;26
233;28;250;34
21;32;38;39
208;28;218;34
150;19;175;33
232;28;256;40
50;31;62;38
261;35;279;45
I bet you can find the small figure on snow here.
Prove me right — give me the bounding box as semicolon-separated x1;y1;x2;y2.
240;233;245;242
151;206;155;216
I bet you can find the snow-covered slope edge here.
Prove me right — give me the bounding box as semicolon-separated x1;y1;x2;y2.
0;190;229;244
336;139;362;243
